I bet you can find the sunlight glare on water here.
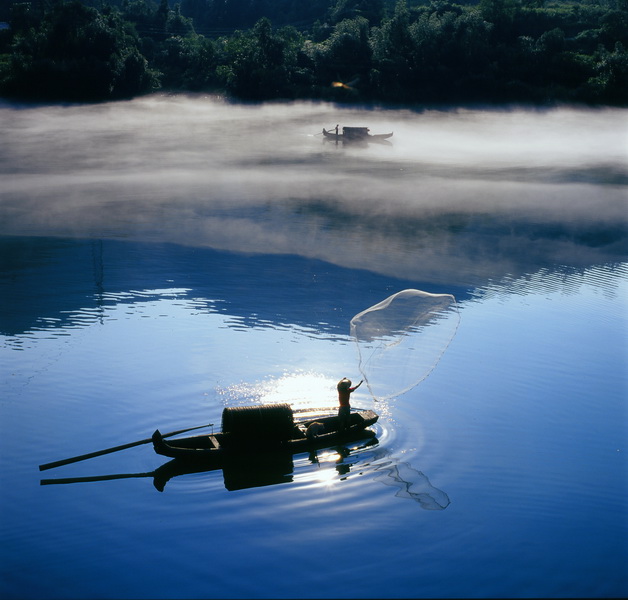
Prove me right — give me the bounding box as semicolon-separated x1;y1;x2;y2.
217;371;344;410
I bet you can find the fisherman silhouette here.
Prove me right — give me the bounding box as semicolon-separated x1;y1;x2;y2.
337;377;362;431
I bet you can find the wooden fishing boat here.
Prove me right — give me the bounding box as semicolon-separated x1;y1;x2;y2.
152;404;379;462
323;126;393;144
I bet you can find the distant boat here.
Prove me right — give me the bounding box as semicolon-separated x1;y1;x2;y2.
323;126;393;144
152;403;379;462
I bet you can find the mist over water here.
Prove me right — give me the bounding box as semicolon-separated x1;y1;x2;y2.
1;95;626;286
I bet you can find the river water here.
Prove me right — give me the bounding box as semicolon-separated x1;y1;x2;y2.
0;96;626;599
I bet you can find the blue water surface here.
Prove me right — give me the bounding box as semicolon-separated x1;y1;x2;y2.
0;97;626;599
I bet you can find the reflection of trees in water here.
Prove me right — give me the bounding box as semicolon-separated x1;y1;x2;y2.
372;457;450;510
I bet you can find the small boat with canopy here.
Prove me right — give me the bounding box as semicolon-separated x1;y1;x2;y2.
152;403;379;462
322;126;393;144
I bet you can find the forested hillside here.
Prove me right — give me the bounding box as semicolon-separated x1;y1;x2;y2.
0;0;626;104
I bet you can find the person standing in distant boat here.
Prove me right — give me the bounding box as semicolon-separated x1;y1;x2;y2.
337;377;362;431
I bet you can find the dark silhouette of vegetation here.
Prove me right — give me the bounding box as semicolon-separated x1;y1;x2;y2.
0;0;626;104
0;0;159;100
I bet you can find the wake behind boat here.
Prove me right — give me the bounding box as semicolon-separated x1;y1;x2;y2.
152;403;379;462
322;126;393;144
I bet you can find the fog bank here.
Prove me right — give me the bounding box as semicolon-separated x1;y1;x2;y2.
1;95;626;285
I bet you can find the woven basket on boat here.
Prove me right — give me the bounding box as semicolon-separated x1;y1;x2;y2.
221;404;294;441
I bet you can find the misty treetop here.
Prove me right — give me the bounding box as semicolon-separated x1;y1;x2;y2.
0;0;626;104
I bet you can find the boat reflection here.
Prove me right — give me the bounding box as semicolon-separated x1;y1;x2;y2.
308;444;359;479
40;437;450;509
40;437;380;493
40;455;292;492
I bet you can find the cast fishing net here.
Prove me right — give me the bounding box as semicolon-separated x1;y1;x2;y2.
350;289;460;401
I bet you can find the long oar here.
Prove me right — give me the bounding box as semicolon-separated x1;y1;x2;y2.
38;423;212;471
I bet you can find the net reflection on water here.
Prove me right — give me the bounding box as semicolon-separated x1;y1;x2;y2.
372;457;451;510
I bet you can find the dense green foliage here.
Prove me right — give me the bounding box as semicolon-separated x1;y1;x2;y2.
1;0;626;104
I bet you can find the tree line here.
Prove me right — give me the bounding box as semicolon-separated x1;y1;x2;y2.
0;0;626;105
